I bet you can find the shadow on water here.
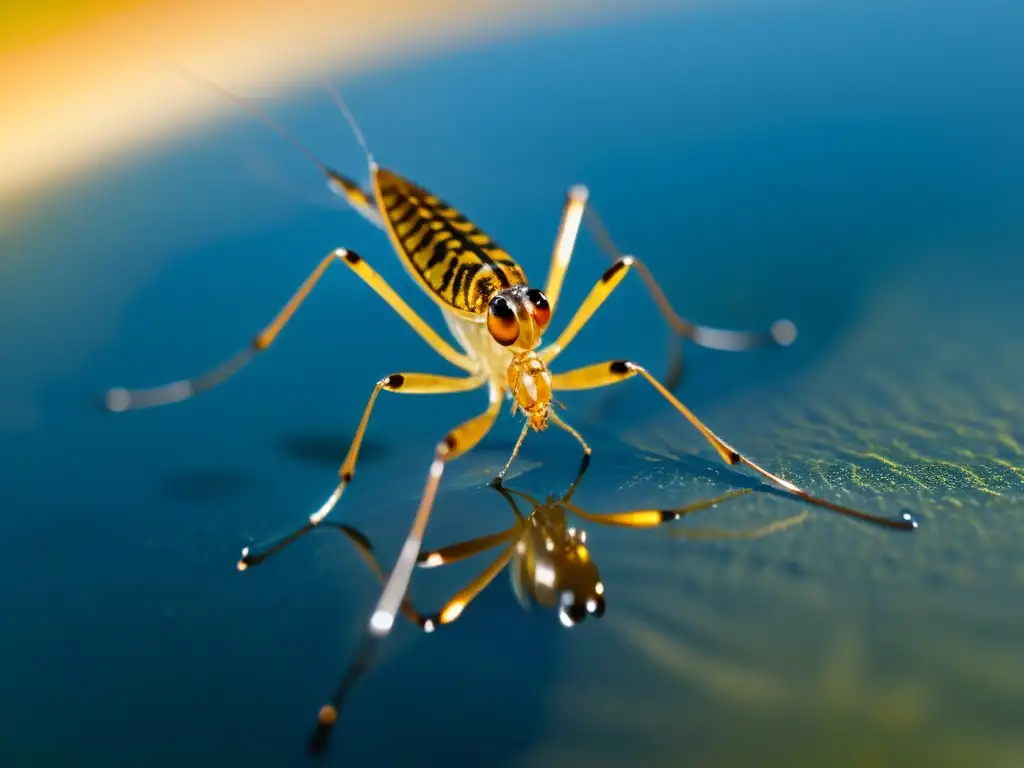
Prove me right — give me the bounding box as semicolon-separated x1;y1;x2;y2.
276;432;390;470
2;0;1024;765
160;468;255;504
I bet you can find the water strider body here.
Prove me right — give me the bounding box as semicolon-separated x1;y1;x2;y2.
102;75;916;751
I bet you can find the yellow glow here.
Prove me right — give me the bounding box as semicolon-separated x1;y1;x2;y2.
0;0;654;208
624;511;665;527
0;0;145;51
440;600;466;624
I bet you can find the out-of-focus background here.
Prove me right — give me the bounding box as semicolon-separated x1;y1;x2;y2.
2;1;1023;765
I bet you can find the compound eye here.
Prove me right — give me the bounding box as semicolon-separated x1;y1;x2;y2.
487;296;520;346
526;288;551;328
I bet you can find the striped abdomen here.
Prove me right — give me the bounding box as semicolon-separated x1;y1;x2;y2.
373;167;527;315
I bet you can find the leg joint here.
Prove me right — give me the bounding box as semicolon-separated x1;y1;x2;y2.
437;433;457;458
567;183;590;203
609;360;634;375
336;248;362;265
600;256;634;284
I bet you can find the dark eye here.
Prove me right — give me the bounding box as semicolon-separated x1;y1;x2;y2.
487;296;520;346
559;601;588;627
526;288;551;328
489;295;515;320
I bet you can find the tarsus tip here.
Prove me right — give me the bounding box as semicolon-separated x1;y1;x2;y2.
104;388;130;412
307;705;338;755
771;319;798;346
318;705;338;726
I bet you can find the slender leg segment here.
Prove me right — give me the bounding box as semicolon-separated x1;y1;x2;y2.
667;510;810;541
308;394;502;753
540;186;795;386
417;525;523;568
234;515;522;635
237;371;485;570
563;488;754;529
104;248;473;412
540;254;636;364
356;526;523;630
492;421;532;487
550;360;918;530
491;408;592;488
543;184;590;313
420;542;520;628
581;203;796;350
541;254;792;367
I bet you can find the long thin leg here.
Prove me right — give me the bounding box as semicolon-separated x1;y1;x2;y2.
565;487;808;541
279;521;427;628
668;510;809;541
367;529;522;628
491;409;592;488
308;394;502;753
550;360;918;531
541;254;794;368
543;184;589;313
563;488;754;529
419;541;520;628
354;486;527;626
235;515;521;635
104;248;473;411
417;525;523;568
496;449;754;531
495;427;593;511
237;371;485;570
540;187;795;387
583;203;796;349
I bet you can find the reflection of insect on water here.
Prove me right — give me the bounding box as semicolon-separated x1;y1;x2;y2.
102;73;917;748
245;463;807;753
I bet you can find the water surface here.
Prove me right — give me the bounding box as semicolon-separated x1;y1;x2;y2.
2;1;1023;765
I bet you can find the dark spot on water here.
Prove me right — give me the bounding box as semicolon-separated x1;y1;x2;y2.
778;558;807;579
159;469;253;503
278;433;389;469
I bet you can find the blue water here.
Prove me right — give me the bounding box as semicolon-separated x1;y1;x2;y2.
3;1;1024;765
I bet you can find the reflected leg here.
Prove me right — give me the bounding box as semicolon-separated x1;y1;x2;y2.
238;371;485;570
308;394;503;753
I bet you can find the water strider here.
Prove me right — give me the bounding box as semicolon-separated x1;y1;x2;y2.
102;72;916;750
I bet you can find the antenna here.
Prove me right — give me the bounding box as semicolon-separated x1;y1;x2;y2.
167;62;336;179
319;76;377;171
